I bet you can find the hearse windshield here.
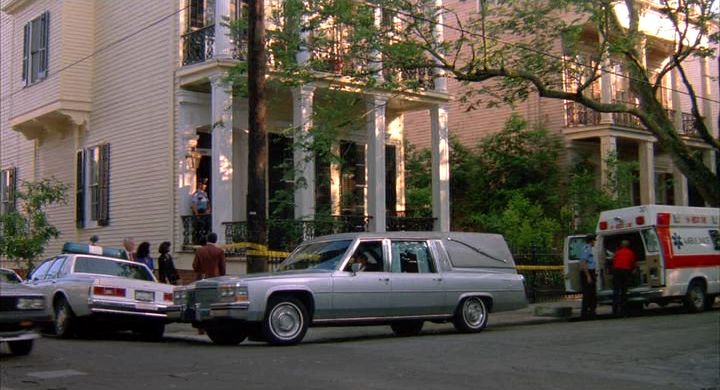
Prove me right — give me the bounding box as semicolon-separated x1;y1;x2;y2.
279;240;353;271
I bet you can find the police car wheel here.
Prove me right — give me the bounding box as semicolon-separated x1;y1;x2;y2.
54;298;75;338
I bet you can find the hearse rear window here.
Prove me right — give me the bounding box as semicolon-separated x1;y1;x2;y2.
73;257;154;281
445;239;506;268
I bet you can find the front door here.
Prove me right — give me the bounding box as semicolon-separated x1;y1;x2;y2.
331;240;390;319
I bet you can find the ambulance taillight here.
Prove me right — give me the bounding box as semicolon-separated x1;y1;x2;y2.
657;213;670;226
599;221;608;230
636;216;645;225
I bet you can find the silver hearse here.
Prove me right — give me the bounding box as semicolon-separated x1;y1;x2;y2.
167;232;528;345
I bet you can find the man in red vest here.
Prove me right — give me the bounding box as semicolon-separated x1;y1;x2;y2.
612;240;636;317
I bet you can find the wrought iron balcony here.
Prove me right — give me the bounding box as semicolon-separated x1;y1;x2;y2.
183;214;436;252
181;214;212;246
182;25;215;66
181;25;248;66
565;101;601;126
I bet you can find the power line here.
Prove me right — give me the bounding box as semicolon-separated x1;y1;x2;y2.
0;5;189;105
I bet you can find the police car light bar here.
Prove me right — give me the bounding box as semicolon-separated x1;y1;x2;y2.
62;242;129;260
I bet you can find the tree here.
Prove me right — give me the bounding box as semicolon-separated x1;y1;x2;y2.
274;0;719;205
246;0;269;273
0;179;67;272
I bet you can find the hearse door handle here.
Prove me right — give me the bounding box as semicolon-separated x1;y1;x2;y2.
379;277;390;282
433;278;443;282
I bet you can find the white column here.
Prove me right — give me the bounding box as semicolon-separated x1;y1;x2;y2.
600;135;617;196
432;0;447;93
179;131;200;215
703;150;717;175
699;57;714;135
214;0;233;59
292;85;316;220
295;8;311;65
366;96;387;232
599;34;613;124
673;165;689;206
370;5;383;82
670;68;683;131
431;104;450;232
638;141;655;205
210;76;234;243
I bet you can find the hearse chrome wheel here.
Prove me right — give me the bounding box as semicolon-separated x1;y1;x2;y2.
263;297;308;346
453;296;488;333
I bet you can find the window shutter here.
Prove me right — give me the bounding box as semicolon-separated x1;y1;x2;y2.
22;23;29;83
97;144;110;226
76;150;85;228
39;12;49;79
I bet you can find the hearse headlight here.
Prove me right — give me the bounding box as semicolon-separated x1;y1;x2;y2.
17;297;45;310
173;288;188;304
218;284;248;303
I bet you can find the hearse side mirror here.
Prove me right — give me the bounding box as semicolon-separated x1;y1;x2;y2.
351;263;362;275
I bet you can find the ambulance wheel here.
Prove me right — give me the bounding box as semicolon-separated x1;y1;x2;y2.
684;281;706;313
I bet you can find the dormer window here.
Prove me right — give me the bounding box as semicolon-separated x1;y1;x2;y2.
22;11;50;85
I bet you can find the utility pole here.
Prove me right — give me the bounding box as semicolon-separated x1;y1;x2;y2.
247;0;268;273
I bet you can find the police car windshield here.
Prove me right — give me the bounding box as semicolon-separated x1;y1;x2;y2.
73;257;155;281
279;240;353;271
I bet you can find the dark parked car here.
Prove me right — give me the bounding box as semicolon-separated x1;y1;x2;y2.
0;280;50;355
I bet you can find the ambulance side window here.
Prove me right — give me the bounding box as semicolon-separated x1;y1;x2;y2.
710;230;720;251
641;229;660;253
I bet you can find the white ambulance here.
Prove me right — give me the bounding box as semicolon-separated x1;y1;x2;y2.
565;205;720;312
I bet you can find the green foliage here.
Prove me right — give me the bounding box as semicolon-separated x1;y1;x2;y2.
480;192;561;252
565;153;638;234
0;178;68;271
404;143;432;217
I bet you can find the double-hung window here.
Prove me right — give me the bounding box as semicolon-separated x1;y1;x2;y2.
76;145;110;228
0;168;17;215
22;12;50;85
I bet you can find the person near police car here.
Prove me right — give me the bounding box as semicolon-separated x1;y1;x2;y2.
579;234;598;320
192;232;226;280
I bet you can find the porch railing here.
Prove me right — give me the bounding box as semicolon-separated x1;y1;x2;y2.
181;214;436;251
181;25;248;66
565;101;601;126
566;101;701;137
181;214;212;246
182;25;215;66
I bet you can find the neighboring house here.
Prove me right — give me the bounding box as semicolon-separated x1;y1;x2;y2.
405;0;719;208
0;0;451;272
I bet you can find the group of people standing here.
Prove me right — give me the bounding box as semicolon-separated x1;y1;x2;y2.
121;237;180;285
579;234;637;320
118;231;227;285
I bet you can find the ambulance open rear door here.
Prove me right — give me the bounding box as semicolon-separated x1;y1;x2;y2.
564;235;587;293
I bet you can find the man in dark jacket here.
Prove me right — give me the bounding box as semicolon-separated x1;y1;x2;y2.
192;232;226;280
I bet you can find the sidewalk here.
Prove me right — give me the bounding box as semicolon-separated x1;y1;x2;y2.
163;298;590;342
